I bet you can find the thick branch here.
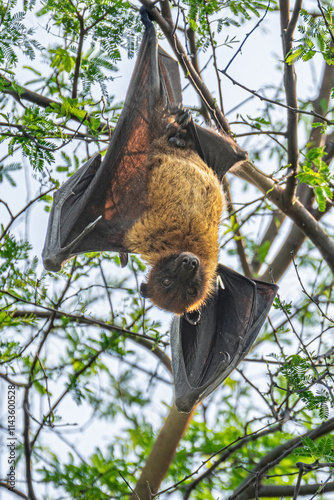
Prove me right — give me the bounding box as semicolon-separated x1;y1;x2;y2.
129;405;193;500
280;0;302;203
230;416;334;499
251;482;334;498
259;61;334;280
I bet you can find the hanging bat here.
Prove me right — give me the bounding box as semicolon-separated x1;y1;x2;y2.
43;8;277;412
42;8;245;316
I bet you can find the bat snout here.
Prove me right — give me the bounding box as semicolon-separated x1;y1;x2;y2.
179;254;199;274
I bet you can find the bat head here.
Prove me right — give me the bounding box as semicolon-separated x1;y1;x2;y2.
140;252;208;315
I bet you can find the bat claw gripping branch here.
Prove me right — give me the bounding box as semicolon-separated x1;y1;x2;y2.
140;6;154;29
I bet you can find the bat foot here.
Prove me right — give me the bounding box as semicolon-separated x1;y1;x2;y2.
140;7;154;29
166;106;192;147
168;105;192;129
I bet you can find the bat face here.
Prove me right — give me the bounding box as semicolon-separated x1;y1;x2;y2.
140;252;207;314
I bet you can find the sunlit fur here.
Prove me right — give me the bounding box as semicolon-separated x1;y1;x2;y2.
125;128;224;314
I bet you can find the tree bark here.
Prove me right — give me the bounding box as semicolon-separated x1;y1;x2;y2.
130;405;193;500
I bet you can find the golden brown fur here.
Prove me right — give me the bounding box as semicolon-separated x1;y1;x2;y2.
125;128;224;314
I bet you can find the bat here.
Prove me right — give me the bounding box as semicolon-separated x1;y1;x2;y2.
43;8;278;412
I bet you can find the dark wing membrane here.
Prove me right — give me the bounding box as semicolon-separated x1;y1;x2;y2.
158;46;182;107
186;123;248;181
171;264;278;413
43;23;163;271
194;125;248;180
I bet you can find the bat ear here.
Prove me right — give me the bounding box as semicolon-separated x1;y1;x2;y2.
140;282;151;298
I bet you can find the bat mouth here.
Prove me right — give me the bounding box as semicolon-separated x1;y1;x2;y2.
184;310;201;325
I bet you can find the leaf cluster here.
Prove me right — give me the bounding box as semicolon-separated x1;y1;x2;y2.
297;147;333;212
281;355;334;421
0;0;42;67
286;7;334;65
295;435;334;462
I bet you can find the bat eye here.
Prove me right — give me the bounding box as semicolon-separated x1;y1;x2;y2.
162;278;173;287
187;287;197;297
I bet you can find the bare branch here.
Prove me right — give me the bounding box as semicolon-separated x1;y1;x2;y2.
224;0;271;73
9;308;172;374
0;481;28;499
229;416;334;499
232;160;334;276
219;70;334;126
223;178;253;278
280;0;302;203
0;188;55;241
139;0;231;135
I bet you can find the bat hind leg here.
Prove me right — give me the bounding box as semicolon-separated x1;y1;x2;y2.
140;6;154;28
167;105;192;130
166;106;192;148
166;106;204;158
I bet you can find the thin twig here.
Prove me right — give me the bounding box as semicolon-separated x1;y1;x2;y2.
219;70;334;126
291;253;334;323
224;0;271;72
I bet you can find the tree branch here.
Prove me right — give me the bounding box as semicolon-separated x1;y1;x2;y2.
251;210;286;275
232;160;334;276
23;389;38;500
219;70;334;126
280;0;302;203
72;14;85;99
183;424;281;499
9;308;172;374
258;60;334;280
230;416;334;499
223;178;253;278
186;27;211;124
0;74;109;133
129;405;194;500
139;0;231;135
248;481;334;498
0;481;28;499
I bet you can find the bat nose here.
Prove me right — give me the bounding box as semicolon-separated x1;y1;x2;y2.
182;255;199;270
